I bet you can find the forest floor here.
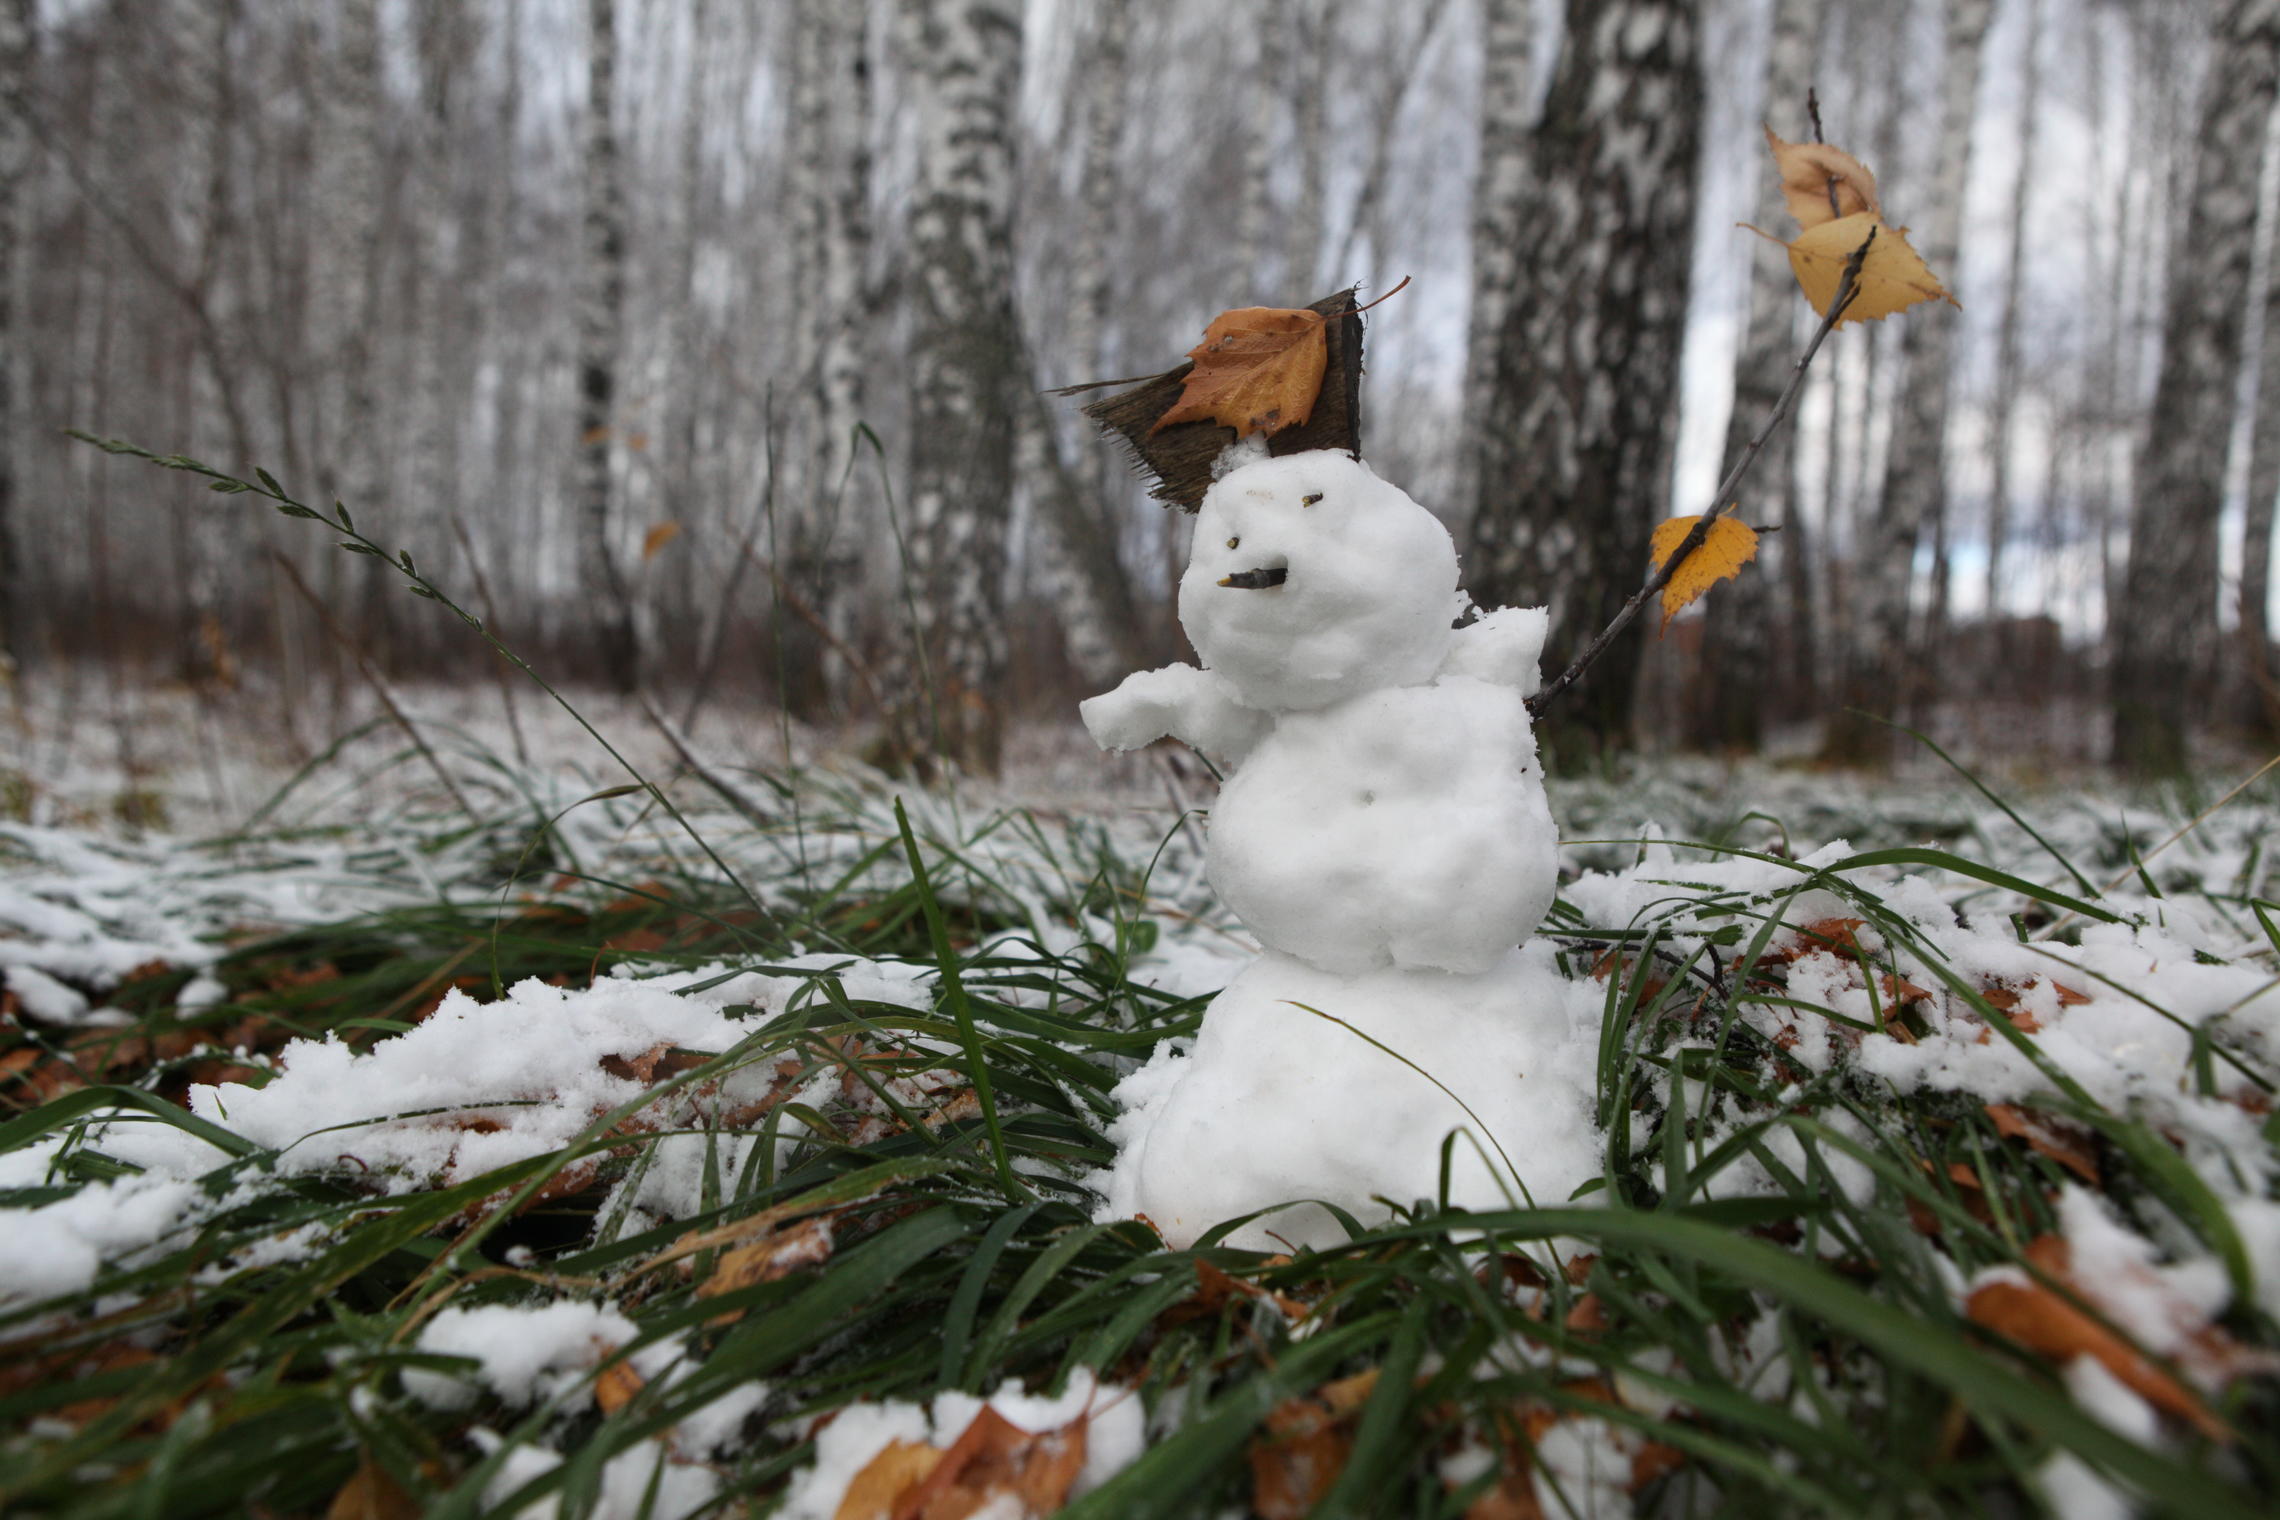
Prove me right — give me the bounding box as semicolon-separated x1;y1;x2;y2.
1;675;2276;1517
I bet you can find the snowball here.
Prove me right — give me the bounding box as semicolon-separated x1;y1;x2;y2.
1179;452;1465;712
1206;677;1556;975
1094;945;1598;1251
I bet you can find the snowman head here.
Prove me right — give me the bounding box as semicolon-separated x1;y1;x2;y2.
1179;451;1465;711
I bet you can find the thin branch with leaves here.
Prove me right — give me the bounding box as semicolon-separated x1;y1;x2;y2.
1528;226;1876;720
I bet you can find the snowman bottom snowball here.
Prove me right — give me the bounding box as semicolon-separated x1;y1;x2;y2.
1093;948;1601;1252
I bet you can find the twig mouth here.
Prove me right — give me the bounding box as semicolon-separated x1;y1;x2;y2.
1218;567;1288;589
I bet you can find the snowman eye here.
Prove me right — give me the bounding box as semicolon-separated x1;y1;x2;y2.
1301;493;1323;507
1226;537;1239;549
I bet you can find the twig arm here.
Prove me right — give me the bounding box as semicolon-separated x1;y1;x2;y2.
1526;226;1876;720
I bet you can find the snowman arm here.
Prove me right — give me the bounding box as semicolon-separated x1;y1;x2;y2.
1079;664;1273;764
1440;605;1550;697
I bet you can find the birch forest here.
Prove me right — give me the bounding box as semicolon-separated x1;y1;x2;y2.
6;0;2279;776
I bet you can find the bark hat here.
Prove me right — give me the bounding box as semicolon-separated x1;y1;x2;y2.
1061;286;1368;512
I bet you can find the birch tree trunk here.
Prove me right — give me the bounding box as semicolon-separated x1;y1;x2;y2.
578;0;638;692
173;0;248;686
897;0;1023;774
1822;0;1992;765
311;0;385;705
1688;0;1822;752
1980;0;2042;649
1465;0;1701;758
1037;0;1142;683
0;0;29;668
2238;104;2280;738
782;0;871;714
1457;0;1534;520
2114;0;2280;775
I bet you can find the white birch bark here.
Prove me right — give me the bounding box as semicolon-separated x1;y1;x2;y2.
1033;0;1138;684
0;0;29;665
1691;0;1822;751
1466;0;1702;754
896;0;1023;773
2114;0;2280;773
1824;0;1993;764
1980;0;2043;634
1457;0;1535;521
2237;100;2280;733
578;0;638;691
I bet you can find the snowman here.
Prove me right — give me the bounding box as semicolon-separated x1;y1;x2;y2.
1078;431;1601;1251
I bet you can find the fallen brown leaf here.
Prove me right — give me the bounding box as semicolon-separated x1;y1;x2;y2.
1984;1103;2100;1184
891;1404;1089;1520
837;1440;943;1520
699;1216;836;1307
1966;1237;2229;1442
593;1359;645;1417
326;1458;422;1520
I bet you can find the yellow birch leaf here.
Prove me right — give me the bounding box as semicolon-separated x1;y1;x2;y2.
1763;126;1881;229
641;521;683;561
1783;213;1956;326
1649;514;1760;631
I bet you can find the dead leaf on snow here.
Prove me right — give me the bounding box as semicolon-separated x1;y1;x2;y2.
593;1358;645;1417
1984;1103;2100;1184
326;1458;422;1520
889;1404;1090;1520
836;1440;944;1520
1967;1235;2232;1442
699;1216;836;1309
1249;1370;1381;1520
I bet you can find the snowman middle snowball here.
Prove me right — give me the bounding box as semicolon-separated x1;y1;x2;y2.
1082;450;1560;976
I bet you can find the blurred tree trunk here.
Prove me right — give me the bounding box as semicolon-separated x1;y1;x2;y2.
1466;0;1701;762
174;0;250;687
0;0;29;670
2235;101;2280;739
1456;0;1533;520
1822;0;1992;765
1980;0;2042;656
895;0;1023;774
1035;0;1142;685
661;0;711;666
409;1;470;676
2116;0;2280;775
782;0;871;715
312;0;385;712
577;0;638;692
1688;0;1823;753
